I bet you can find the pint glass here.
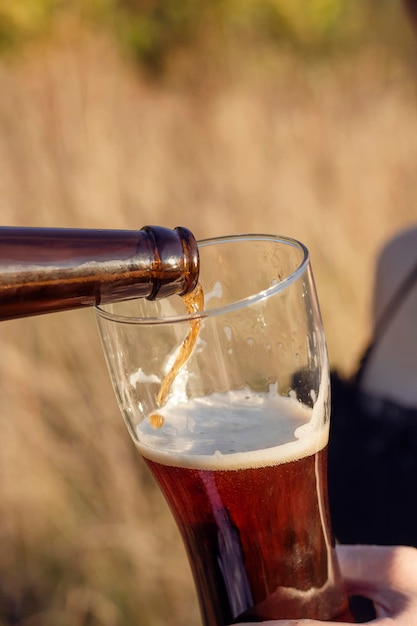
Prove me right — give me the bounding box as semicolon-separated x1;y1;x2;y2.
95;235;352;625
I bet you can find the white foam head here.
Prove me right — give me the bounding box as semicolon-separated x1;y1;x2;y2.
136;387;328;470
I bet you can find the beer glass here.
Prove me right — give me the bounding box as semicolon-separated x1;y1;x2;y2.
95;234;352;625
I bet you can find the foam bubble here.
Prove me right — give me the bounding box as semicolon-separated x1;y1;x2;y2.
130;368;161;386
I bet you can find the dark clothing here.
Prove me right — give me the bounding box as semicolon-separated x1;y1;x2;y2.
328;368;417;547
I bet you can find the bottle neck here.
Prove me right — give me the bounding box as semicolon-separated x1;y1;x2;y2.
0;225;199;320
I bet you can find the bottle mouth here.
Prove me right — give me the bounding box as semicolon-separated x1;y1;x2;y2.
95;233;309;325
174;226;200;298
139;225;200;300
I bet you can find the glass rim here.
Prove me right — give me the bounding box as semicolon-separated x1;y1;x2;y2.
94;233;309;325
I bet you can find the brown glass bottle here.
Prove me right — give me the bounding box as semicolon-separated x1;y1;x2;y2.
0;225;199;321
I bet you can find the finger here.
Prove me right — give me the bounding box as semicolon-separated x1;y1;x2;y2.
234;616;401;625
237;547;417;626
336;544;417;589
336;544;417;617
233;619;350;625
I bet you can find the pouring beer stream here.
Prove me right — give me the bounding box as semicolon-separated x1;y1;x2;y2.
150;281;205;428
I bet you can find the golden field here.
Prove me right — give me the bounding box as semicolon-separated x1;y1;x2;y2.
0;18;416;626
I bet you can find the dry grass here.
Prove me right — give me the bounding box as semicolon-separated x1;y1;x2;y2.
0;26;416;625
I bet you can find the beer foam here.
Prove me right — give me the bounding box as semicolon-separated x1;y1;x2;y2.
136;388;328;470
130;368;161;386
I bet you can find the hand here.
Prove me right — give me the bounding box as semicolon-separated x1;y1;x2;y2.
235;544;417;625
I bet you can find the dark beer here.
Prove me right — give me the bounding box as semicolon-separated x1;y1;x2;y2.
137;389;351;625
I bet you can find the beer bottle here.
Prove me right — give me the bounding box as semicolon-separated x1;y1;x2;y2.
0;225;199;321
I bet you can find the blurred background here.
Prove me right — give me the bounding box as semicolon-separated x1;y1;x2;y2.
0;1;416;624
